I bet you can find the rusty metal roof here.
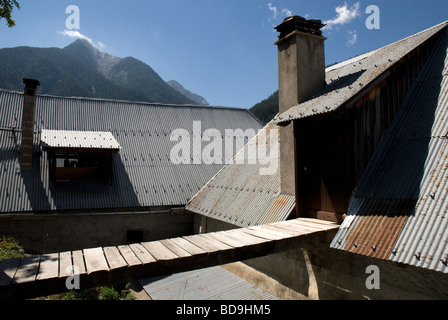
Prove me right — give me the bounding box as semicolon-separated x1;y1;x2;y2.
331;26;448;273
275;20;448;124
186;122;296;228
41;129;121;151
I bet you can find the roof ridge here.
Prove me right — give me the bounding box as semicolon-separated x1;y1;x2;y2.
0;88;249;112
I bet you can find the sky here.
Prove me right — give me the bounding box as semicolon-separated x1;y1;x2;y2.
1;0;448;109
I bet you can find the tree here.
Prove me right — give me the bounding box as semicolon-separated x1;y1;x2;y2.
0;0;20;28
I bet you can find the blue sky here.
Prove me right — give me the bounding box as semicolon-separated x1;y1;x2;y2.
1;0;448;108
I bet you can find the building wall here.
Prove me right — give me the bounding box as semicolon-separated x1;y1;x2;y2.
295;39;435;222
0;211;194;253
197;215;448;300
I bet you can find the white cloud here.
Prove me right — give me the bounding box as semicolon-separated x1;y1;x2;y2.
97;41;106;50
347;30;358;47
324;2;361;30
267;2;278;20
58;30;106;50
281;8;292;17
59;30;93;43
267;2;292;24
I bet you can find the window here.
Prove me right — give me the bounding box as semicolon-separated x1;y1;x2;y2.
54;151;111;183
127;230;144;243
41;130;120;185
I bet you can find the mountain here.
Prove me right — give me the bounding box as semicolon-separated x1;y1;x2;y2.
0;39;207;105
249;91;279;125
167;80;209;106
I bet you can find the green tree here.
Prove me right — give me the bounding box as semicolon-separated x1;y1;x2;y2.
249;91;279;125
0;0;20;28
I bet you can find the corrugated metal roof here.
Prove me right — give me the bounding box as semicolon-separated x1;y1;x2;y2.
186;122;295;228
275;20;448;124
41;129;121;150
0;91;262;213
140;266;281;300
331;27;448;273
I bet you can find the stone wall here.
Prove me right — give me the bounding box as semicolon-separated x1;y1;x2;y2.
0;211;194;253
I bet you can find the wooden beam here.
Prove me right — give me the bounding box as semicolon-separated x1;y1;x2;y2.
36;253;59;281
103;247;127;270
118;245;142;267
83;248;109;274
12;256;40;284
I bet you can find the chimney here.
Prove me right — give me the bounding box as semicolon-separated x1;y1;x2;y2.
20;78;40;170
274;16;326;198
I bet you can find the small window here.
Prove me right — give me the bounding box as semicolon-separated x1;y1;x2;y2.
40;130;120;186
127;230;144;243
54;151;109;183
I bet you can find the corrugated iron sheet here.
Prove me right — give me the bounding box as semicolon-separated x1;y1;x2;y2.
275;21;448;124
140;266;280;300
0;91;262;213
186;122;296;228
331;27;448;273
41;129;121;150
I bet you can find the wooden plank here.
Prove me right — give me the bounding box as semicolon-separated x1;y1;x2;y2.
118;245;143;266
0;257;21;286
36;253;59;281
262;224;303;236
141;241;179;261
83;247;109;274
243;227;285;241
72;250;86;275
251;224;296;238
159;239;192;258
197;234;234;250
226;229;271;245
274;221;324;234
298;217;340;226
59;251;73;278
182;234;223;252
169;237;207;255
287;218;339;230
103;247;128;270
12;256;40;284
206;232;246;248
129;243;156;264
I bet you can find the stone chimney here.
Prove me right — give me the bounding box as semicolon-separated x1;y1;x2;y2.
275;16;326;198
20;78;40;170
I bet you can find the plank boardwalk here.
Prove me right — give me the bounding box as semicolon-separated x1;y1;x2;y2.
0;218;338;299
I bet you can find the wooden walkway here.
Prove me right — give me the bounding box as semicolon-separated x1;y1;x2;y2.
0;218;338;299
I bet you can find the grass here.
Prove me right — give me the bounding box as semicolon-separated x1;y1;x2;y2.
45;284;136;300
0;235;27;260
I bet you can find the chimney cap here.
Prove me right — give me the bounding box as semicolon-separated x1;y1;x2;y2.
275;16;325;39
22;78;40;89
